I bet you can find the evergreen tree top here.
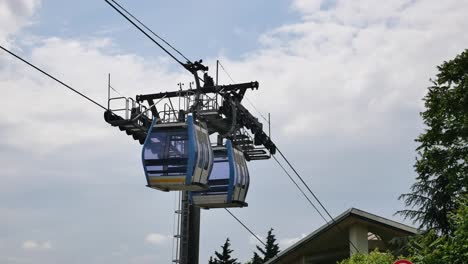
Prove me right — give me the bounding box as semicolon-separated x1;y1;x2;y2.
398;49;468;234
250;228;280;264
210;238;240;264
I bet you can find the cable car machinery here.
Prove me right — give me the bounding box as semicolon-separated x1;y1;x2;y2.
101;1;276;263
104;65;275;161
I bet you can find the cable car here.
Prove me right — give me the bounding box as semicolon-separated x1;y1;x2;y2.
142;115;213;191
191;140;250;208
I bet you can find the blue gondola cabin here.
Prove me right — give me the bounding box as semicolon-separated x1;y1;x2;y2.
191;140;250;208
142;115;213;191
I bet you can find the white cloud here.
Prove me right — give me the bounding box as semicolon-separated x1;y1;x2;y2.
279;233;307;248
2;1;468;263
293;0;418;25
22;240;52;250
22;240;38;250
292;0;322;14
221;0;468;140
0;36;184;154
2;0;467;158
0;0;41;43
145;233;171;245
42;241;52;250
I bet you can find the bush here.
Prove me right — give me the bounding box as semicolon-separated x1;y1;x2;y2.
409;196;468;264
337;250;396;264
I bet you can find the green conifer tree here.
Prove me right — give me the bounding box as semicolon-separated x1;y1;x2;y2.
211;238;240;264
250;252;263;264
208;256;217;264
256;228;280;262
249;228;280;264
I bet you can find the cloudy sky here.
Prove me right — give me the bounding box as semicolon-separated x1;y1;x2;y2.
1;0;467;263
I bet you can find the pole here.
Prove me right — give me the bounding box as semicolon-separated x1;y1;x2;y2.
188;204;200;263
178;191;200;264
268;113;271;139
216;60;219;86
107;73;111;110
216;60;219;107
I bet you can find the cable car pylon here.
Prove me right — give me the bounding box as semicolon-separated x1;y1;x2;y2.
104;1;277;263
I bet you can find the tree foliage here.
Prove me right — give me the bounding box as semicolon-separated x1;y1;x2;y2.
245;252;263;264
337;250;396;264
247;228;280;264
398;49;468;234
408;196;468;264
257;228;280;262
208;256;216;264
209;238;240;264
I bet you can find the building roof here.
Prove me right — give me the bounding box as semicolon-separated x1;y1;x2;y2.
265;208;418;264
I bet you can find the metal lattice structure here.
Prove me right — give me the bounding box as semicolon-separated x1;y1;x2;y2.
104;68;276;161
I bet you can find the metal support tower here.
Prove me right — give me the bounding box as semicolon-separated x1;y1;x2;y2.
178;191;201;264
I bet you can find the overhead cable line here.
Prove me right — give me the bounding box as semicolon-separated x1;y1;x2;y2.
275;147;360;253
216;58;361;253
217;61;236;84
217;60;269;123
272;155;327;222
276;148;335;223
225;208;266;247
104;0;188;67
218;60;357;250
104;0;205;85
0;45;107;111
107;0;191;63
215;62;358;251
215;59;360;253
109;84;125;97
213;59;360;252
0;43;262;253
215;61;344;250
244;97;269;123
